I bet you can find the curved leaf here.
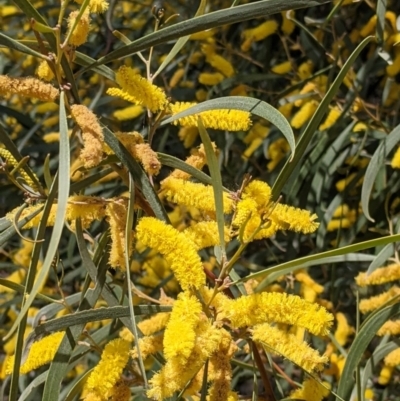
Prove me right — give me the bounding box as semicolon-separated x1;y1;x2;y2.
162;96;295;158
361;123;400;221
367;243;394;274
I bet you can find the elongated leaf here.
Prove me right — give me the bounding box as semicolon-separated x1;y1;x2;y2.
162;96;295;158
198;118;226;256
253;254;375;290
244;233;400;290
367;243;394;274
87;0;331;68
102;124;169;222
337;302;400;400
34;305;172;335
361;123;400;221
0;32;46;59
0;279;55;303
5;94;70;354
375;0;387;46
272;36;375;201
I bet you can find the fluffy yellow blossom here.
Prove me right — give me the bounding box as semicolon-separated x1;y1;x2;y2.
281;11;295;35
241;20;278;51
112;66;168;112
0;75;59;102
222;292;333;336
289;378;330;400
291;100;319;129
36;60;54;82
131;334;164;360
107;381;130;401
297;61;314;80
334;312;353;346
169;102;251;131
271;61;292;74
84;338;130;400
198;72;225;85
136;217;205;291
70;104;104;168
161;177;234;214
377;320;400;336
204;52;235;78
0;148;39;190
355;263;400;286
6;332;64;374
67;10;90;47
113;105;144;121
359;286;400;313
147;320;222;400
384;348;400;366
391;147;400;169
163;292;202;363
178;126;198;148
319;107;341;131
252;324;328;373
378;364;394;385
184;221;230;250
89;0;109;13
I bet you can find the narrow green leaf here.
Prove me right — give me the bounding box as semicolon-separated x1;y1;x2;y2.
375;0;387;46
367;243;394;274
0;279;56;303
198;118;226;256
272;36;375;201
0;32;46;59
337;302;400;400
243;233;400;290
102;124;169;222
86;0;332;68
361;123;400;221
162;96;295;158
4;91;70;341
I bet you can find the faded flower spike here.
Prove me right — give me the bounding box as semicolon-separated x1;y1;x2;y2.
136;217;205;290
70;104;104;168
170;102;251;131
6;332;64;374
110;66;168;112
0;75;59;102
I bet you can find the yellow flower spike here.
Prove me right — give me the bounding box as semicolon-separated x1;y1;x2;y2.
112;105;144;121
132;143;161;175
107;381;130;401
84;338;130;400
360;15;377;37
295;270;324;295
184;221;230;250
170;143;215;180
0;75;59;102
266;138;290;171
243;122;269;145
114;66;168;112
131;334;164;360
147;319;222;401
297;61;314;80
243;179;272;206
319;107;341;131
355;263;400;286
198;72;225;86
391;147;400;168
271;60;292;75
169;67;185;88
163;291;202;363
377;319;400;336
270;203;319;234
222;292;333;336
205;53;235;78
136;217;205;291
106;87;137;103
291;100;319;129
6;332;64;374
281;11;295;35
334;312;353;346
289;378;330;401
89;0;109;13
170;102;251;131
67;10;90;47
378;364;394;385
70;104;104;168
232;197;258;228
105;198;132;270
178;126;199;148
252;323;328;373
359;286;400;313
161;177;234;214
242;20;278;42
335;172;363;192
0;148;39;190
36;60;54;82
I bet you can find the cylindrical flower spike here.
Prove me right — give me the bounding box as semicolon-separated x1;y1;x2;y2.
355;263;400;286
136;217;205;291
